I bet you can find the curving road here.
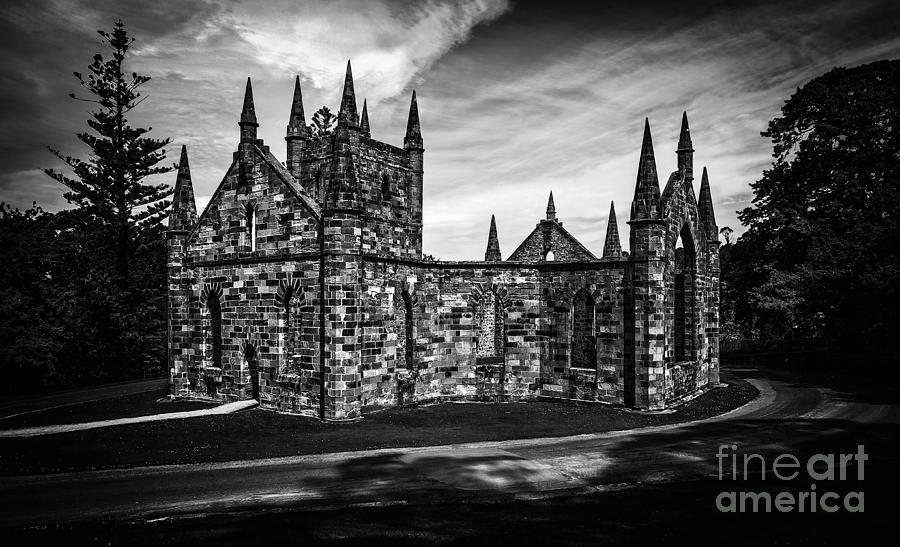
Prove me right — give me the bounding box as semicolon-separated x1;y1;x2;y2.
1;364;898;529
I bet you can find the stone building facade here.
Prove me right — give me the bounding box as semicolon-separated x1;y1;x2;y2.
167;62;721;420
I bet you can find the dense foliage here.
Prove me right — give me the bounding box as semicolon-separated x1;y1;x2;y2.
0;21;172;391
723;60;900;351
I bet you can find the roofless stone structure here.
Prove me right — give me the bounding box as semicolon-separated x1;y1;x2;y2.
167;62;721;420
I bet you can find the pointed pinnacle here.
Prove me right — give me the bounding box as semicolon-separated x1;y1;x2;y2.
240;77;258;126
178;144;190;176
546;191;557;220
289;75;305;127
602;201;622;258
677;111;693;151
169;144;197;231
485;214;502;261
698;166;717;235
635;118;660;200
404;90;423;149
360;99;370;137
338;60;358;126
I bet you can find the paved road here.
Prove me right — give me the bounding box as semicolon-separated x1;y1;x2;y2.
1;365;898;529
0;378;168;421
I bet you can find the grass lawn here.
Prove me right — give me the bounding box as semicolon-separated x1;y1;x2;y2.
0;391;219;429
0;372;756;476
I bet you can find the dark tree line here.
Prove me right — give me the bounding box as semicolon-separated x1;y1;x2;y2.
0;21;172;391
721;60;900;353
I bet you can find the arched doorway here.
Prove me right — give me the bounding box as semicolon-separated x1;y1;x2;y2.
571;288;596;369
674;225;696;362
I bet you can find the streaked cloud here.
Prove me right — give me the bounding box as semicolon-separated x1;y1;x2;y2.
0;0;898;260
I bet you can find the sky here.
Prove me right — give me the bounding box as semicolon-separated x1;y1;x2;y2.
1;0;898;260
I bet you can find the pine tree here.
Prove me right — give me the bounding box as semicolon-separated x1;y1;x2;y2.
41;20;173;381
45;20;173;282
311;106;337;137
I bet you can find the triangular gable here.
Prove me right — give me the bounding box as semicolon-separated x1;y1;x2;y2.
508;221;597;262
185;145;321;250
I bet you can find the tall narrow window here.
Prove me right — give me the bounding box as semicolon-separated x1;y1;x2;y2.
545;250;555;261
204;286;223;369
402;290;413;369
571;288;596;369
244;343;259;400
674;226;696;362
276;278;303;371
246;203;257;252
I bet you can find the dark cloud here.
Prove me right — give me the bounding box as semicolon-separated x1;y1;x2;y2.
1;0;898;258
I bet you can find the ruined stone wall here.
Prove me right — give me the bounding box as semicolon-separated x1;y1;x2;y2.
169;259;322;415
658;174;718;403
353;260;628;410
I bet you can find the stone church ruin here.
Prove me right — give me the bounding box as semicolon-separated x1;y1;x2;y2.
167;62;721;421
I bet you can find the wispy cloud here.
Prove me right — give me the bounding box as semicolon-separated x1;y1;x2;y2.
0;0;898;260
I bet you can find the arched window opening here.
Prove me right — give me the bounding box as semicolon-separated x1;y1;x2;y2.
571;288;596;369
475;290;504;358
545;250;555;262
245;203;257;252
674;226;696;362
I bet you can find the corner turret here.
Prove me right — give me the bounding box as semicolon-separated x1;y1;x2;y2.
676;111;694;184
286;75;307;180
238;77;258;164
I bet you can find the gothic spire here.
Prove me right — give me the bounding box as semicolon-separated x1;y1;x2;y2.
602;201;622;258
338;60;359;126
404;90;423;150
677;111;694;182
546;191;557;221
287;75;306;137
677;111;693;152
240;77;258;126
169;145;198;231
698;166;718;240
485;214;502;261
360;99;370;138
631;118;660;221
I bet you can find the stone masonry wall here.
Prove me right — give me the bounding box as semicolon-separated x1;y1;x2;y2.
353;259;628;410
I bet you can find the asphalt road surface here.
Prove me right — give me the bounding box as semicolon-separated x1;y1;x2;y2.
1;364;898;543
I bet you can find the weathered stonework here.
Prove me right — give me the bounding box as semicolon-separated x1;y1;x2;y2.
167;64;721;420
